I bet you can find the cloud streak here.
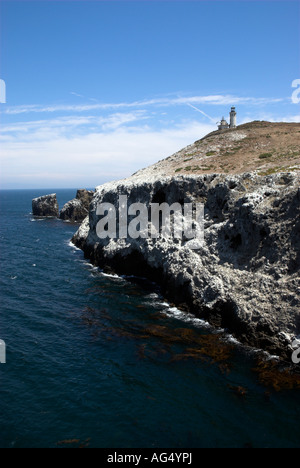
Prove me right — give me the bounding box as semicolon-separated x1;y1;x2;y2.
0;111;148;136
2;94;285;116
186;103;216;123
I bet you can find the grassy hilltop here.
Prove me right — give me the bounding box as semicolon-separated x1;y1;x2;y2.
134;121;300;179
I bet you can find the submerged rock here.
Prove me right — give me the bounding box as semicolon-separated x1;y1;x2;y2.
32;194;59;217
72;171;300;360
60;189;94;223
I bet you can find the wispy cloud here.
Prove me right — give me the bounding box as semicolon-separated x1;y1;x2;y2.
2;94;286;116
70;91;85;98
0;111;149;138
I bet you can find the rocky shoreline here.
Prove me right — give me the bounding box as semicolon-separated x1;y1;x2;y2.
72;171;300;362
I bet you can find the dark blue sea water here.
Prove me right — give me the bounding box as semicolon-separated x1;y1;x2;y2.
0;189;299;448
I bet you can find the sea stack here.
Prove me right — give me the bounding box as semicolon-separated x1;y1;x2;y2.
32;194;59;217
60;189;94;223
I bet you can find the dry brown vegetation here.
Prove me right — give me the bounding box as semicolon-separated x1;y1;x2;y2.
136;121;300;178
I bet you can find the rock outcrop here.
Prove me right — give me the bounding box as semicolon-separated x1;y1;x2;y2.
72;171;300;360
32;194;59;217
60;189;94;223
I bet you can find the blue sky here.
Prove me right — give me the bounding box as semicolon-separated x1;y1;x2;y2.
0;0;299;189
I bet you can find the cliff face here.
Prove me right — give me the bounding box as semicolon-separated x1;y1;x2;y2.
72;171;300;360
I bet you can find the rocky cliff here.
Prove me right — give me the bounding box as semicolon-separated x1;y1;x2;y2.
72;122;300;361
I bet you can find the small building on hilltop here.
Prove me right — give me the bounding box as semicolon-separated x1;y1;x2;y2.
218;107;237;131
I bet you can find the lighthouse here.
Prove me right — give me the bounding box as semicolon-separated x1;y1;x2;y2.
229;106;237;128
218;107;237;131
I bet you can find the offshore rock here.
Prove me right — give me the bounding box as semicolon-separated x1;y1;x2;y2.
60;189;94;223
72;171;300;360
32;193;59;217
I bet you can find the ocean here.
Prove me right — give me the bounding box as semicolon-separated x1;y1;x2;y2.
0;189;299;448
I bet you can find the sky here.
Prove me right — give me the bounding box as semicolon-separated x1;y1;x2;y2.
0;0;299;189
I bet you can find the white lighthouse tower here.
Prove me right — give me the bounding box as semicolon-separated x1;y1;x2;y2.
229;106;237;128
